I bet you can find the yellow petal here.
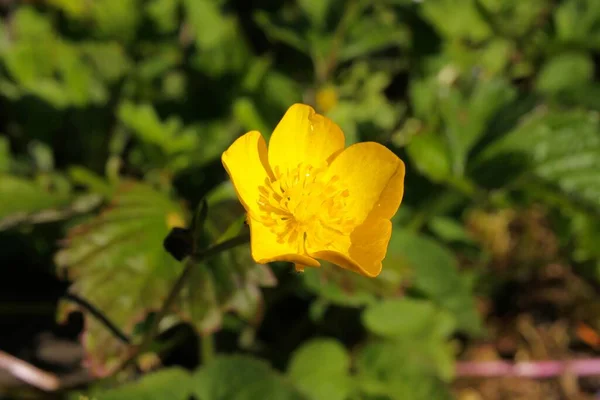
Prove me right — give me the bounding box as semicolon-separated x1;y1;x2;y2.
248;217;321;267
268;104;345;175
308;218;392;277
221;131;272;215
326;142;405;225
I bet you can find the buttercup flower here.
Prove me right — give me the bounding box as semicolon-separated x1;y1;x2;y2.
222;104;405;277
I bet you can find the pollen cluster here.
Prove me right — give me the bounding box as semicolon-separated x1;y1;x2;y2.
256;164;355;251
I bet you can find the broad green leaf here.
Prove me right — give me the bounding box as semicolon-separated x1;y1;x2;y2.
363;298;456;339
287;339;352;400
536;53;594;94
193;356;307;400
92;368;191;400
356;340;454;400
56;182;274;376
389;230;481;334
477;110;600;211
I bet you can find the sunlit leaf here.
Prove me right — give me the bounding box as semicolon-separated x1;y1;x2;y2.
287;339;352;400
193;355;307;400
56;182;274;376
536;53;594;94
388;230;482;334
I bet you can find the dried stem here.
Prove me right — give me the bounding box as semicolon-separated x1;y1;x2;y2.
0;350;61;391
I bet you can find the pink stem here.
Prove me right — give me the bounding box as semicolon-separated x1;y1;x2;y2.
456;359;600;378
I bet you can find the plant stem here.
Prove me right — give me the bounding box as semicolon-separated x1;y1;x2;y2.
63;293;131;344
200;334;215;364
116;232;250;373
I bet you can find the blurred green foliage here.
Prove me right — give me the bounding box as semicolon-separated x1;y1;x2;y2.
1;0;600;399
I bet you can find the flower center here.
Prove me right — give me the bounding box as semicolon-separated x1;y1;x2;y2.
256;164;355;252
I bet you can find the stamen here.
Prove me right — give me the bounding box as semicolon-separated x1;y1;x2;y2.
256;164;355;254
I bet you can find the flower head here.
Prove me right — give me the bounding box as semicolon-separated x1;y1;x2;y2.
222;104;405;277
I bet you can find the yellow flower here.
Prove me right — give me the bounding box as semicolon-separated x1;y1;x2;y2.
222;104;405;277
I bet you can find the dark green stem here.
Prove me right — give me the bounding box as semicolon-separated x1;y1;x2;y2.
116;232;250;372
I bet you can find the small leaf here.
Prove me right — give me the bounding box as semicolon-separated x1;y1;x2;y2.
406;131;451;182
428;216;475;244
389;230;481;335
288;339;352;400
298;0;332;28
193;355;307;400
254;12;309;54
363;298;456;339
536;53;594;94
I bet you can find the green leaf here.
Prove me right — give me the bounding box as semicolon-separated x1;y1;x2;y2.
80;41;131;83
193;355;307;400
298;0;332;28
478;110;600;212
420;0;491;41
0;174;73;229
355;340;454;400
1;8;110;108
554;0;600;48
91;0;141;42
146;0;180;33
56;182;274;376
363;298;456;339
536;53;594;94
287;339;352;400
254;12;309;54
0;137;11;173
339;13;410;62
406;131;451;182
388;230;481;334
92;368;191;400
183;0;231;49
428;216;475;244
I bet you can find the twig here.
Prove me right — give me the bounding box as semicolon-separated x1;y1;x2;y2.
456;359;600;378
63;293;131;344
115;232;251;373
0;350;61;391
